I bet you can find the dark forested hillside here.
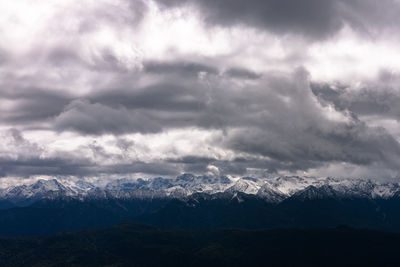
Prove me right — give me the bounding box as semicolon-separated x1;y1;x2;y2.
0;223;399;267
0;193;400;237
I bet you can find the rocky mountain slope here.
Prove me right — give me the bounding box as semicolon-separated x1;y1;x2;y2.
1;175;400;207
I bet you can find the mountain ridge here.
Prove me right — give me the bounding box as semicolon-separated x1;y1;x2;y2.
1;175;400;206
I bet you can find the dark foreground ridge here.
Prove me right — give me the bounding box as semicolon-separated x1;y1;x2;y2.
1;193;400;237
0;223;398;267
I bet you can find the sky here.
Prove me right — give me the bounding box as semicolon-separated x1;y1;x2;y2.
1;0;400;183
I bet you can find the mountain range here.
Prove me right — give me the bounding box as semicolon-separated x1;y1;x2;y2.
1;174;399;206
1;174;400;236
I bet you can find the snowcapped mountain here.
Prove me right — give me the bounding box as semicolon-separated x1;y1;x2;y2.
0;179;77;205
1;175;400;205
290;185;338;201
270;176;328;196
256;183;286;203
226;177;262;195
102;174;232;198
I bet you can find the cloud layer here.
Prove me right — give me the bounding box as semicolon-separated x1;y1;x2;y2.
1;0;400;181
156;0;400;39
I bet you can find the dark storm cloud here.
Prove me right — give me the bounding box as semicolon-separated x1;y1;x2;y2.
0;87;72;124
0;61;275;133
167;156;216;165
311;80;400;119
156;0;341;39
155;0;400;39
91;83;206;112
54;99;163;135
0;157;179;177
0;157;93;177
224;68;261;80
46;65;400;173
144;61;218;76
226;121;400;171
217;70;400;171
55;68;279;135
52;79;209;135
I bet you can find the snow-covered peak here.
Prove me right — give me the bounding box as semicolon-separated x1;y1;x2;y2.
31;179;64;191
291;185;337;201
226;178;262;195
270;176;324;196
0;179;77;204
257;183;286;203
105;178;147;192
102;174;234;195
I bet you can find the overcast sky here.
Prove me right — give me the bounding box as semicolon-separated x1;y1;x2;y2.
1;0;400;182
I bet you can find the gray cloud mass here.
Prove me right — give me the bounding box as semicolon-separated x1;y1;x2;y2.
156;0;400;40
0;0;400;180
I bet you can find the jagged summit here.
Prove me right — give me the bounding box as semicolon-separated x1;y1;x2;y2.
257;183;286;203
0;179;76;205
291;185;338;201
